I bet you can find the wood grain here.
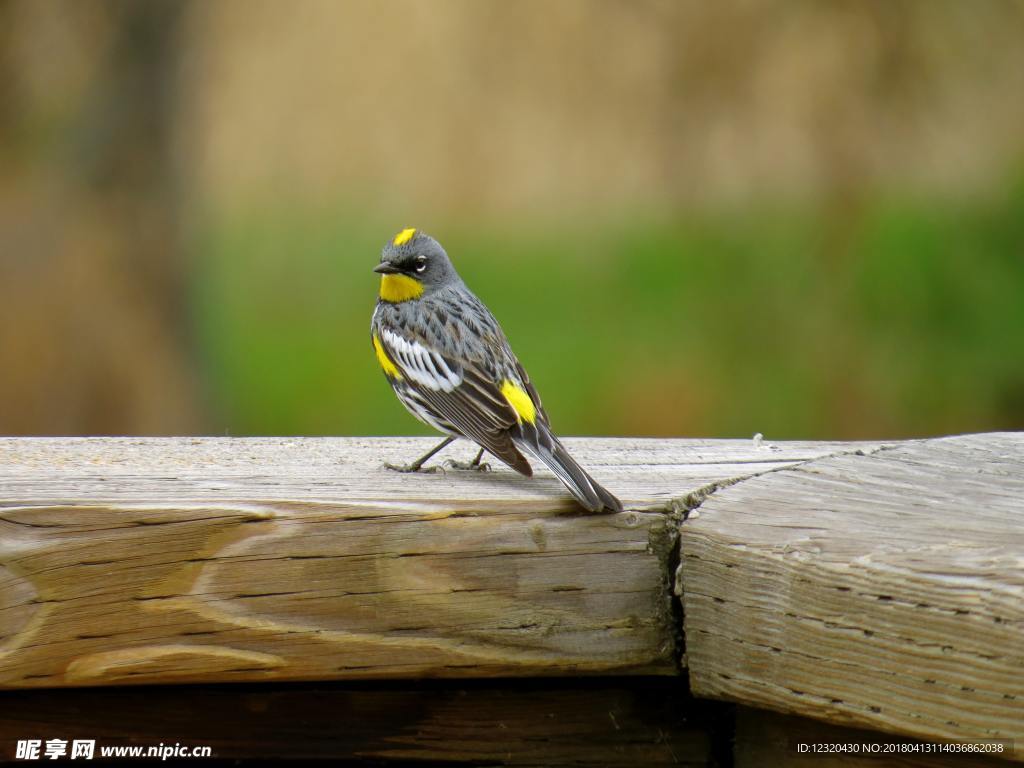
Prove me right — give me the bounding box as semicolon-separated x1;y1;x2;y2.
0;436;863;688
4;433;1018;756
681;432;1024;757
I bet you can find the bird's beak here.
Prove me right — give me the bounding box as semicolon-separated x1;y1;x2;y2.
374;261;400;274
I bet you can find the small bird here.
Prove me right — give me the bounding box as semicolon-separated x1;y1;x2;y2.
370;227;622;514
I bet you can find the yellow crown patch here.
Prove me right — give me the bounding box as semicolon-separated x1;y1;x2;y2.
392;228;417;246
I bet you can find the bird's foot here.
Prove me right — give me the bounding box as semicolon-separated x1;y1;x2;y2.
443;458;491;472
384;462;442;474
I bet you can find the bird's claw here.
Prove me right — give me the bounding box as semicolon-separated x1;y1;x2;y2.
442;459;492;472
384;462;442;474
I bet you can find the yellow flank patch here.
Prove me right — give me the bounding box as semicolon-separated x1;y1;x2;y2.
392;227;417;246
379;273;424;303
373;334;402;379
501;380;537;425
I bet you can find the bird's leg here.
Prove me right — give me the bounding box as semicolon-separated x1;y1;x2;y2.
444;447;491;472
385;436;456;473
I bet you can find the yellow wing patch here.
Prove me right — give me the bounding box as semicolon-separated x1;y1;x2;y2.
392;227;417;246
373;334;403;379
379;273;424;303
501;380;537;425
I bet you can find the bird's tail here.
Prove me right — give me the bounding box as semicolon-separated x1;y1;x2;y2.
515;429;622;514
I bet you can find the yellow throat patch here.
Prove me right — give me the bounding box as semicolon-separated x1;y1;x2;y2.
373;334;402;379
501;380;537;425
393;227;417;246
379;273;424;303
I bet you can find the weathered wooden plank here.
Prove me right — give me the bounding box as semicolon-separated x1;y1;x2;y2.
0;436;869;506
0;436;867;688
681;433;1024;757
0;679;723;766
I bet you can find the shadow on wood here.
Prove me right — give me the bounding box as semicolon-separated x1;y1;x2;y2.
0;678;726;766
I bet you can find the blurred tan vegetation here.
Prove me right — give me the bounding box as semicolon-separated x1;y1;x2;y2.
1;0;1022;438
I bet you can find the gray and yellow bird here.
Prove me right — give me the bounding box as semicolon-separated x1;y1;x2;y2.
370;227;622;514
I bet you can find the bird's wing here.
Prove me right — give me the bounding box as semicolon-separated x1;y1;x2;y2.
376;327;533;475
513;358;551;428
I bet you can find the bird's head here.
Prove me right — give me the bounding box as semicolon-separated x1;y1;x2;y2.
374;228;458;302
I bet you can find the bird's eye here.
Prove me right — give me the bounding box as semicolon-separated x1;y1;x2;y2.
415;257;427;273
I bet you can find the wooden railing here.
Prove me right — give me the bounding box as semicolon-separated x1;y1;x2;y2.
0;433;1019;762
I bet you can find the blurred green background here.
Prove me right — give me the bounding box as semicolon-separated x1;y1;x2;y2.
1;0;1022;440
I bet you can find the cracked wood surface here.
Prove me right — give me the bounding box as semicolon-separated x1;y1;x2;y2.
680;432;1024;757
0;436;863;688
2;432;1019;756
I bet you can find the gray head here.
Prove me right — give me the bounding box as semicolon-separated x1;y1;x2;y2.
374;228;461;297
